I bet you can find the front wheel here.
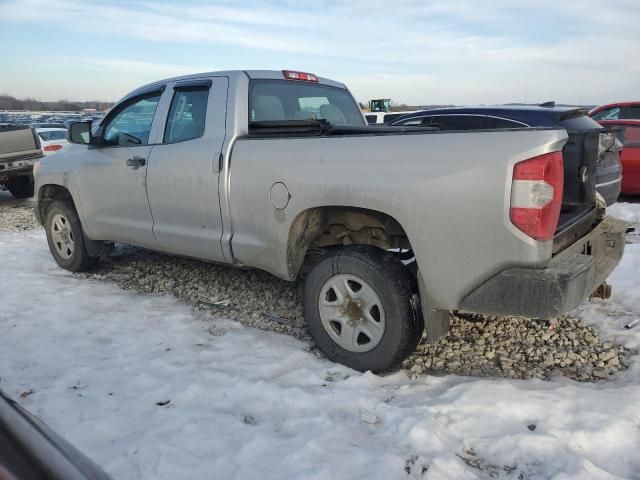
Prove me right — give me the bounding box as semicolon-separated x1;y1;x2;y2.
44;200;98;272
303;245;423;372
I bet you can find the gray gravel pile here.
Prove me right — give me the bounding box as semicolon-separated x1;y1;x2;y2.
1;197;632;382
0;196;39;232
90;248;631;382
405;314;632;381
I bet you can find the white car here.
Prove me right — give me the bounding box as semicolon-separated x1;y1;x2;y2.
364;111;417;125
35;127;68;155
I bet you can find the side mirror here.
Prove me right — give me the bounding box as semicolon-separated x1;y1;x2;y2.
68;121;94;145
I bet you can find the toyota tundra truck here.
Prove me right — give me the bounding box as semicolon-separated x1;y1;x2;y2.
33;70;627;372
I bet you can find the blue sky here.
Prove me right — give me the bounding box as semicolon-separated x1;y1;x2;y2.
0;0;638;105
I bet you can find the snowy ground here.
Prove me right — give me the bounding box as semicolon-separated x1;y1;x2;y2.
1;201;639;479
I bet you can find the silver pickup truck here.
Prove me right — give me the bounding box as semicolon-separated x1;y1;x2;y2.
34;70;627;372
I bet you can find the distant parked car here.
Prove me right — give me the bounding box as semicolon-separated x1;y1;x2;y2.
36;127;68;155
30;122;67;129
589;101;640;121
389;106;623;205
599;120;640;195
364;111;417;125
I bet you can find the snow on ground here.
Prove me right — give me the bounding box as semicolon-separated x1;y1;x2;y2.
608;201;640;225
1;205;640;480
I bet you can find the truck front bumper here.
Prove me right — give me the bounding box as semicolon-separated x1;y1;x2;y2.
459;216;628;319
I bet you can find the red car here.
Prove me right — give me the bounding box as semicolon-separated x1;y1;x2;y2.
599;120;640;195
590;101;640;121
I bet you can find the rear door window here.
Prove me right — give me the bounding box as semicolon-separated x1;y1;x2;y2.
250;80;365;126
164;86;210;143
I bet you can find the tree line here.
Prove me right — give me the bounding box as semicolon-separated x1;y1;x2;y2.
0;94;113;112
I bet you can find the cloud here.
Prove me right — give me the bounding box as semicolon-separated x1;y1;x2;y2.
1;0;639;104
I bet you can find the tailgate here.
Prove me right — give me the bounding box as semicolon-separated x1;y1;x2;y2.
0;126;42;163
553;114;605;252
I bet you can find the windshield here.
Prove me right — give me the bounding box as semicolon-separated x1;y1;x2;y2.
249;80;365;127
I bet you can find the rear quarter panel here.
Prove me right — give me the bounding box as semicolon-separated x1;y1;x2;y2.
228;128;568;310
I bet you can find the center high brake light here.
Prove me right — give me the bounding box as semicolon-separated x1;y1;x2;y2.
283;70;318;82
510;151;564;241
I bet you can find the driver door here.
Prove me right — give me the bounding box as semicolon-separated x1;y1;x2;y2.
78;88;166;248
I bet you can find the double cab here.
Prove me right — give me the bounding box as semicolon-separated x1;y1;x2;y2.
34;70;626;371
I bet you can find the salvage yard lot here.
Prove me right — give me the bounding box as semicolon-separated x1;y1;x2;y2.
1;191;639;479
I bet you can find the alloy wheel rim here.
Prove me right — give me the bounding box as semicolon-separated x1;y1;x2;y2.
318;273;386;353
50;213;74;260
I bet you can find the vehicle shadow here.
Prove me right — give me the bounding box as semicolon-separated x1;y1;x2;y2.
0;189;33;206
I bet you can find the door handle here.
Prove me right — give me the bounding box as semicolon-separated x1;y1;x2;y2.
126;156;146;169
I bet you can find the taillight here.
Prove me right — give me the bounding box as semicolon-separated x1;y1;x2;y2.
282;70;318;82
510;151;564;241
44;144;63;152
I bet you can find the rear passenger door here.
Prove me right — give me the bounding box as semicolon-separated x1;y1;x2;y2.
145;77;228;262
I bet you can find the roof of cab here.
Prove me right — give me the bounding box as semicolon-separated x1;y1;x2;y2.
126;70;347;100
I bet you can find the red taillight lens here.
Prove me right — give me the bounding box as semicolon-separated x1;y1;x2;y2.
282;70;318;82
510;151;564;241
44;144;63;152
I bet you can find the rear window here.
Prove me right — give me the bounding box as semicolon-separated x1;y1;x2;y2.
38;130;67;141
365;114;378;124
250;80;365;127
484;117;526;129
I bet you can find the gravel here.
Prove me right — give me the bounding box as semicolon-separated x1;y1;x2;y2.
0;192;39;232
1;194;633;382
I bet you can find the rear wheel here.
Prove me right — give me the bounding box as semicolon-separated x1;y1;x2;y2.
303;245;423;372
6;176;34;199
44;200;97;272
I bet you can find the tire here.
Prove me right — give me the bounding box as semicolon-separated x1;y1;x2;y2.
303;245;423;372
44;200;98;272
7;175;34;199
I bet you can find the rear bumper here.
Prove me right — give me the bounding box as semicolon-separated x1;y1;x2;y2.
459;216;627;319
0;160;35;182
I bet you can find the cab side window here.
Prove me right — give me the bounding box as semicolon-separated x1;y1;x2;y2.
164;86;210;143
592;108;620;121
103;93;161;147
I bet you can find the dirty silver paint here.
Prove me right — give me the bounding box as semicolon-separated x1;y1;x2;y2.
35;70;568;311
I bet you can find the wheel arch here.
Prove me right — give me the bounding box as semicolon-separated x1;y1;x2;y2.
286;205;413;279
36;184;76;225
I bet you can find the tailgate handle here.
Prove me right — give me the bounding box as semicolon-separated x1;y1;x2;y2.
126;156;146;169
